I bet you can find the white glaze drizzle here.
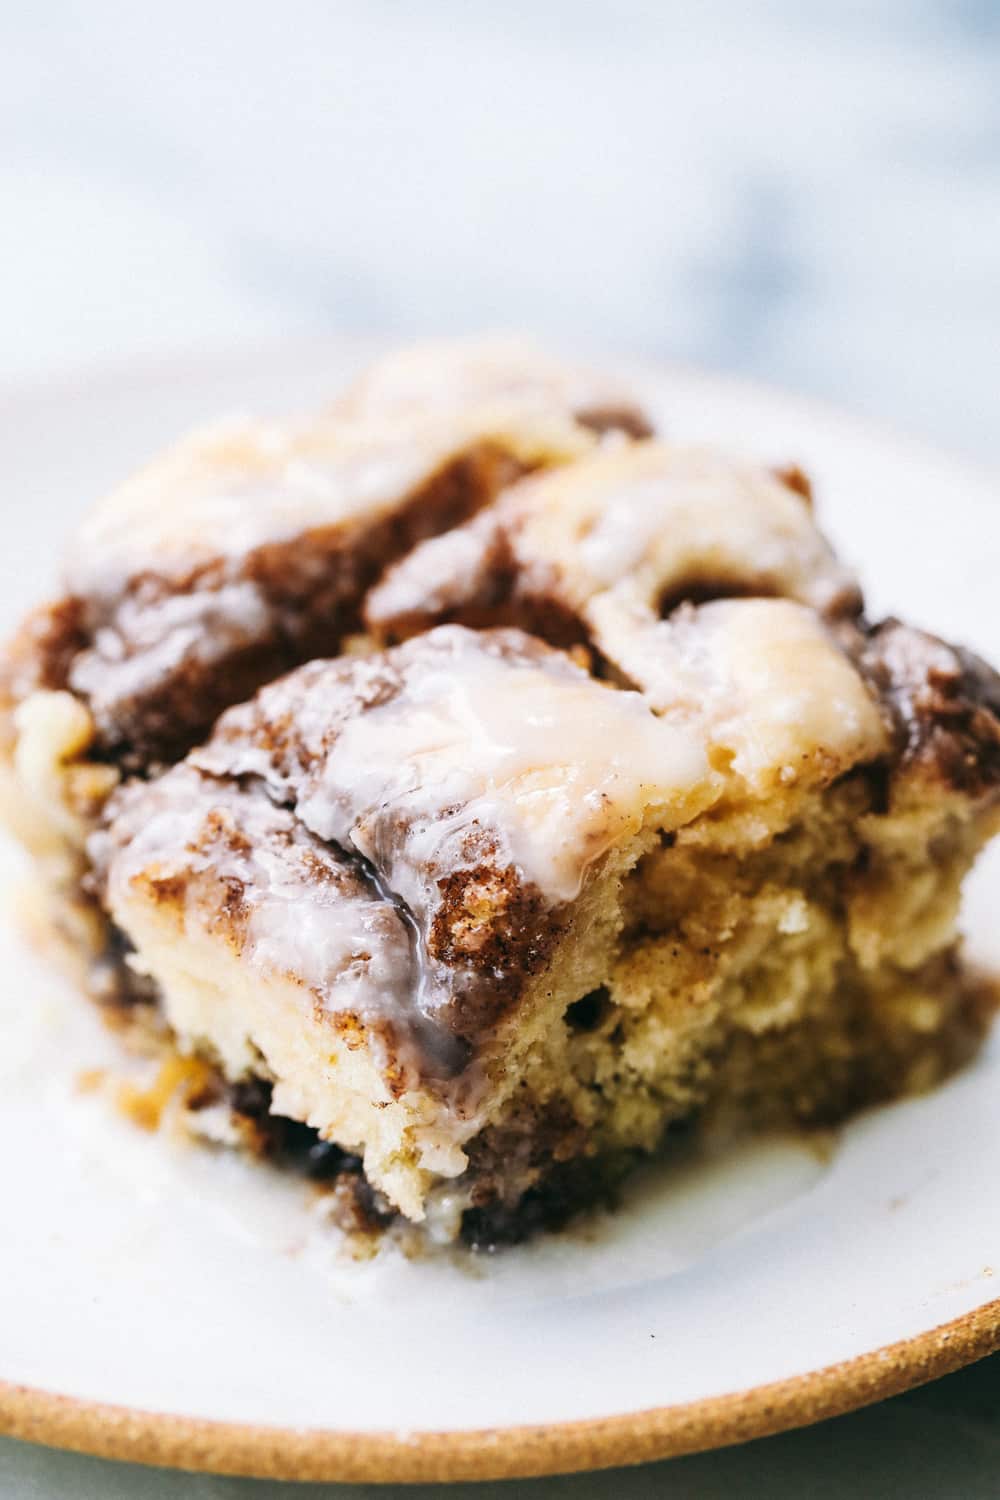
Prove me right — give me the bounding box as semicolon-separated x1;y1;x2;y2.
100;768;415;1037
69;582;272;711
587;597;888;791
195;627;714;910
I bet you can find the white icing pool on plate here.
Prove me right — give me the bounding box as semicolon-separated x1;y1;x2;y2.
1;345;998;1442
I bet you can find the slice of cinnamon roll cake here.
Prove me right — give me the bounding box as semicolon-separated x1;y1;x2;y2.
3;341;999;1247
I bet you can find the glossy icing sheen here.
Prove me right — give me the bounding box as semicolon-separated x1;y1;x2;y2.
84;365;897;1089
47;341;652;760
69;581;273;708
64;340;646;607
98;767;448;1073
366;443;889;797
71;423;504;601
193;627;714;909
102;628;717;1078
101;579;891;1065
589;597;889;792
367;440;861;629
561;444;854;610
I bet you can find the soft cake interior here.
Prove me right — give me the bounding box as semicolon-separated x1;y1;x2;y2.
0;340;647;1012
3;342;999;1248
93;621;999;1245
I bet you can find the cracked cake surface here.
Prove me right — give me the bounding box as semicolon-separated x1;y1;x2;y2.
3;339;1000;1246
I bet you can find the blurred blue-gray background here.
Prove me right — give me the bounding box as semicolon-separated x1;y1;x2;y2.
3;0;998;458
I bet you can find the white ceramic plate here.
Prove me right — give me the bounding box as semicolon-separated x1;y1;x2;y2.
1;345;999;1484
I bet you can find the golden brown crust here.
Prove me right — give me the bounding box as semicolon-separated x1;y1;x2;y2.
6;342;1000;1243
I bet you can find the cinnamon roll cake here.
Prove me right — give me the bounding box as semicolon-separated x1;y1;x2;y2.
3;341;999;1247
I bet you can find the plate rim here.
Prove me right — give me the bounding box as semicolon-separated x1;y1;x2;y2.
1;333;996;487
3;1300;999;1482
4;343;999;1482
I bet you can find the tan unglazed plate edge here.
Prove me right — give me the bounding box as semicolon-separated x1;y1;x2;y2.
3;1301;1000;1482
3;342;1000;1485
